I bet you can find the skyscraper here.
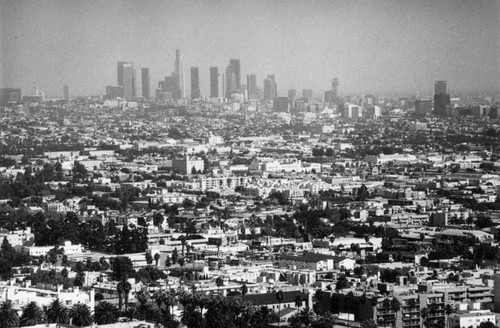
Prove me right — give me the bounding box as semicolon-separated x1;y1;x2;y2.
210;67;219;98
141;68;150;99
106;85;123;99
175;50;185;99
288;89;297;100
0;88;21;106
247;74;258;100
225;59;240;97
264;75;276;101
433;80;450;116
63;85;69;100
303;89;313;101
325;77;339;105
117;61;136;98
434;81;447;95
191;67;200;99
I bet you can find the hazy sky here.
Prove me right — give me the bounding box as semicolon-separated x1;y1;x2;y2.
1;0;499;98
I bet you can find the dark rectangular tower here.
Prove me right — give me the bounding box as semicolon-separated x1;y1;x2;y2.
141;68;150;99
191;67;200;99
210;67;219;98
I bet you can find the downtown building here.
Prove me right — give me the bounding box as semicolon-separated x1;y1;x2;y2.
159;49;185;100
0;88;22;106
225;59;241;97
247;74;258;100
324;77;339;105
191;67;200;99
117;61;136;98
433;80;451;116
210;67;219;98
264;74;277;101
141;68;150;99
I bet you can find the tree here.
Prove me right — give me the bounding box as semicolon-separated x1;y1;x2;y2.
478;321;497;328
172;248;179;265
445;304;454;328
153;212;165;228
94;301;119;325
357;184;369;203
276;290;284;327
421;307;429;328
420;257;429;267
241;284;248;301
390;298;401;314
154;252;161;267
20;301;44;326
295;295;303;309
361;319;379;328
117;279;132;312
216;276;224;294
145;251;153;266
45;299;68;324
69;303;93;327
0;300;20;328
165;256;172;268
110;256;134;281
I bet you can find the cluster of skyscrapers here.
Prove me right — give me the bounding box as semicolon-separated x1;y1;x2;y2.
106;50;287;102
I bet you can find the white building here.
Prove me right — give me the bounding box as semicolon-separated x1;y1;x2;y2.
0;280;94;311
22;241;83;257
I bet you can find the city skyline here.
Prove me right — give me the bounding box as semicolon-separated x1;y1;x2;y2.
1;0;499;98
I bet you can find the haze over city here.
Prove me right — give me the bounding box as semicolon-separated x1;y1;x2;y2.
1;0;499;98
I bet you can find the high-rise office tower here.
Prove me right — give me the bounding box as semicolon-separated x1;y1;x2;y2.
117;61;136;98
264;75;276;101
434;81;447;95
210;67;219;98
175;50;185;99
303;89;313;101
106;85;123;99
247;74;258;99
191;67;200;99
325;77;339;105
230;59;240;91
288;89;297;100
141;68;150;99
0;88;21;106
433;80;450;116
225;59;240;97
63;85;69;100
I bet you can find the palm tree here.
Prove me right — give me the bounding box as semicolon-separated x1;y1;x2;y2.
45;298;68;324
20;301;45;326
94;301;119;325
117;279;132;312
122;280;132;311
154;289;177;315
69;303;93;327
276;290;284;327
297;308;314;326
179;292;204;328
116;281;123;312
0;300;20;328
295;294;303;311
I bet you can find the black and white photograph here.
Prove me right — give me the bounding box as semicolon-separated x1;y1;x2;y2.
0;0;500;328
